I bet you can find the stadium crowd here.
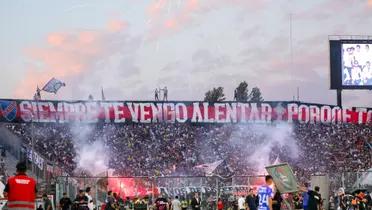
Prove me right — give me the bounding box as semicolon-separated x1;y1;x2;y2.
3;122;371;180
0;157;6;183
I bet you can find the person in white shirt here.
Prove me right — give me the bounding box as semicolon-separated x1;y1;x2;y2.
343;47;354;84
360;45;371;67
361;61;369;84
366;45;372;64
85;187;94;210
363;61;372;85
238;195;246;210
171;196;182;210
351;60;362;85
354;45;362;64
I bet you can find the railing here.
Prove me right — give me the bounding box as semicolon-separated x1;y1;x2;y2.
55;175;267;210
328;170;371;193
55;171;371;210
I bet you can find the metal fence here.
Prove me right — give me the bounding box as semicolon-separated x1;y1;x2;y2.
329;171;371;193
54;171;371;210
55;175;266;210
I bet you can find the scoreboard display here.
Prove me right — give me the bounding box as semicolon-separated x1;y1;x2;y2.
330;40;372;89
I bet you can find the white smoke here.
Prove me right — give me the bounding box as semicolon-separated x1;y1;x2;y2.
230;122;300;174
70;124;109;175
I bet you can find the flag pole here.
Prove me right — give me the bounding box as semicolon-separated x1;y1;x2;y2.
216;177;219;209
31;87;41;177
31;116;35;176
101;87;106;101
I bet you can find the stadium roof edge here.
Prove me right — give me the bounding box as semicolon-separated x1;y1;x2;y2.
328;35;372;40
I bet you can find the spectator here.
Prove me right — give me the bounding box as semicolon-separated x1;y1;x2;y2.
104;191;115;210
60;193;72;210
181;198;188;210
85;187;93;210
302;183;310;210
124;197;133;210
191;193;201;210
171;196;181;210
246;189;258;210
4;122;371;190
217;198;224;210
238;195;245;210
272;191;283;210
155;195;168;210
43;194;53;210
293;193;302;210
308;186;321;210
37;205;44;210
74;190;89;210
163;87;168;101
155;89;159;101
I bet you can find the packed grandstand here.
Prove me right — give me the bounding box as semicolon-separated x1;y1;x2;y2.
2;116;371;180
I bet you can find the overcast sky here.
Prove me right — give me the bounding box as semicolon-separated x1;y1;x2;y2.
1;0;372;107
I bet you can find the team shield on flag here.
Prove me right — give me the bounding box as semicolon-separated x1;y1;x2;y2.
265;163;299;193
0;100;18;122
42;78;65;94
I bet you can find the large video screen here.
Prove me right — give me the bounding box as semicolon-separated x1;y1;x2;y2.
330;40;372;89
341;43;372;86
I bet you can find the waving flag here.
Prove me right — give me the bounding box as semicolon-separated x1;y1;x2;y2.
194;160;223;175
42;78;66;93
265;163;299;193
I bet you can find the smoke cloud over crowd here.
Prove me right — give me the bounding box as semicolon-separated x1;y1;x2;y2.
70;124;109;175
227;123;300;174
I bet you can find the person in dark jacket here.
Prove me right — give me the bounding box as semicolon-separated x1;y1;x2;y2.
272;191;283;210
293;193;303;210
105;191;116;210
366;192;372;210
74;190;89;210
308;186;322;210
246;189;258;210
60;193;72;210
190;193;201;210
43;194;52;210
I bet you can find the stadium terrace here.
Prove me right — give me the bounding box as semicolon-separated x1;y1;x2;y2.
2;100;370;124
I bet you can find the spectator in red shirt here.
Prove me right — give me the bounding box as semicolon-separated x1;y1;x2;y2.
217;198;224;210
